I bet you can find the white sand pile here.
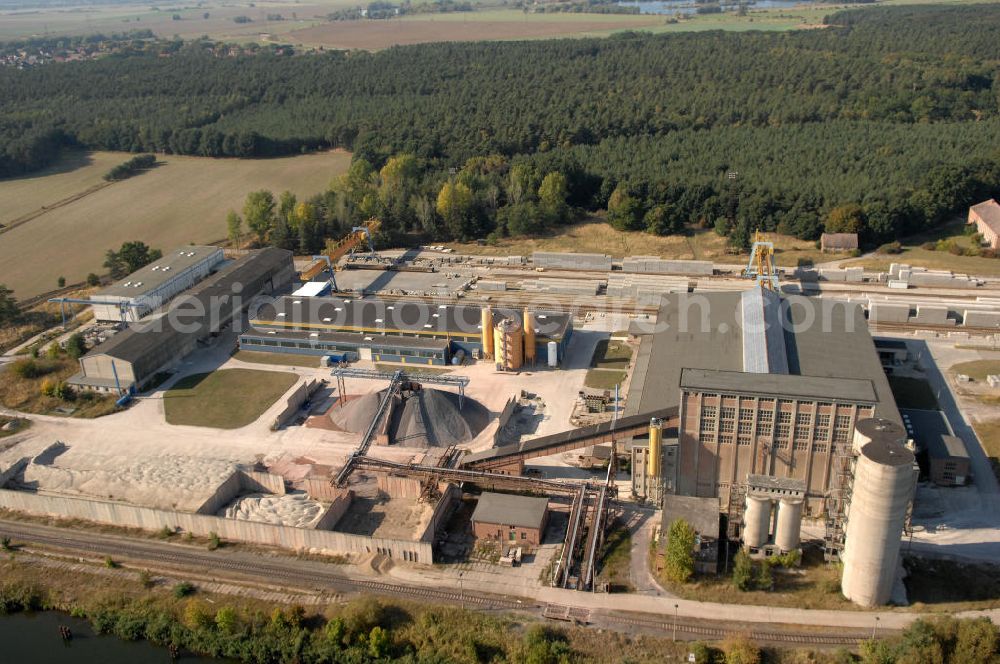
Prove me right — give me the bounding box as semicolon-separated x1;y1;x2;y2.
220;492;324;528
330;388;490;447
17;446;241;512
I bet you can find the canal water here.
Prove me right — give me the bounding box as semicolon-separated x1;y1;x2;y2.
0;611;210;663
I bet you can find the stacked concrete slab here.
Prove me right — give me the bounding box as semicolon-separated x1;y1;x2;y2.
477;279;508;292
909;306;954;326
622;256;713;276
888;263;980;289
522;277;602;296
818;267;864;282
533;252;612;272
606;274;690;301
964;310;1000;328
869;303;910;323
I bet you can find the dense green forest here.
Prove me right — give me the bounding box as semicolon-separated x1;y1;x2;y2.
4;4;1000;247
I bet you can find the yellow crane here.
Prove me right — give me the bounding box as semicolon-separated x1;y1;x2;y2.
300;218;381;285
743;229;778;290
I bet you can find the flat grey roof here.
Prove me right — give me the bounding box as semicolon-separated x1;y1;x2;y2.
471;491;548;530
901;408;969;460
97;246;222;298
625;292;899;422
251;296;572;340
680;368;877;403
661;494;720;539
88;248;292;364
240;327;450;351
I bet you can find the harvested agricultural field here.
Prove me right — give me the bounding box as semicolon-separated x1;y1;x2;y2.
289;11;662;49
0;149;351;300
163;369;298;429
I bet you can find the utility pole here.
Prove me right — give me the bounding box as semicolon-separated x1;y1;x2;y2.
673;603;679;642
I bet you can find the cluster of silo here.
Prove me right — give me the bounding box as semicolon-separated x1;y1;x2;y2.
481;307;540;371
741;491;803;553
840;418;917;607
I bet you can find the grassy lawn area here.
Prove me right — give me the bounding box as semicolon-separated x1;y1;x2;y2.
971;419;1000;483
596;522;633;592
888;375;939;410
950;360;1000;381
585;369;628;390
846;217;1000;277
233;350;322;369
0;356;118;418
655;545;855;610
590;339;634;370
163;369;297;429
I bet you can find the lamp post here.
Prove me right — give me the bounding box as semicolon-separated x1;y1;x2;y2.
872;615;880;640
673;603;679;642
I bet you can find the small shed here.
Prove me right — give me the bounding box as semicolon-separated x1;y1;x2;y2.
661;494;721;574
901;408;971;486
820;233;859;253
471;492;549;547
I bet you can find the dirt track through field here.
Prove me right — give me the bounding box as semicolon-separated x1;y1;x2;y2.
290;15;662;49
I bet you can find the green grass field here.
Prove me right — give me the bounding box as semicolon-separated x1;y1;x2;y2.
590;339;633;370
847;218;1000;277
233;350;322;369
163;369;298;429
949;360;1000;381
0;149;351;301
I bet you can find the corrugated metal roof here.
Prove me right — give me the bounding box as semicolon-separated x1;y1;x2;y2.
680;368;877;403
97;246;223;298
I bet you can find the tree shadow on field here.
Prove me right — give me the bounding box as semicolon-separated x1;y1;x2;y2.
2;149;94;182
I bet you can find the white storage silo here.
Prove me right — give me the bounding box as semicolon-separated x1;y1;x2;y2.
742;495;771;549
774;498;803;552
547;341;558;367
841;430;916;607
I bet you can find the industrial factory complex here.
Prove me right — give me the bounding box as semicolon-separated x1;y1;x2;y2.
3;225;1000;631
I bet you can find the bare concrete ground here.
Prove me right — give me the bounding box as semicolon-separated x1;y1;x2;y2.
333;482;433;541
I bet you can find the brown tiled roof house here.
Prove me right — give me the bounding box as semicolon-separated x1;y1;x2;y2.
820;232;859;253
968;199;1000;250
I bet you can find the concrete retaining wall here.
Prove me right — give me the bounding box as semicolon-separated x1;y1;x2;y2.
419;483;460;543
241;470;286;495
271;379;322;430
0;488;432;563
494;396;519;445
303;477;342;502
315;489;353;530
195;471;243;515
377;474;423;499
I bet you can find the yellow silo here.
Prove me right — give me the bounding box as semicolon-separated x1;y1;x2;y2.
494;318;524;371
648;417;663;479
481;307;494;359
522;308;536;365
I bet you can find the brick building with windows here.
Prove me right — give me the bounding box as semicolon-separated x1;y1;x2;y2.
626;289;900;514
471;492;550;547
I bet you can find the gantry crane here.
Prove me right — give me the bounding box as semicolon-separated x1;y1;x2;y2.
743;230;779;291
47;297;147;328
299;218;380;291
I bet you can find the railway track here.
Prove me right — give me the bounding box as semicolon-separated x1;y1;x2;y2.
2;520;886;646
0;521;529;612
598;612;869;646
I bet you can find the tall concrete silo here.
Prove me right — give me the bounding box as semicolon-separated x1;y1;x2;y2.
522;309;536;365
743;495;772;549
852;417;906;455
774;498;803;552
840;421;916;607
